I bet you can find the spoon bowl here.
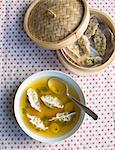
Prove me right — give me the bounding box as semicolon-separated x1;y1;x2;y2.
48;77;66;95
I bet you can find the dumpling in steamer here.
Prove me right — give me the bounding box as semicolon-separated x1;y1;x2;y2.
40;95;64;109
77;35;91;55
85;16;99;38
93;27;106;56
84;56;103;67
27;88;41;112
67;44;81;58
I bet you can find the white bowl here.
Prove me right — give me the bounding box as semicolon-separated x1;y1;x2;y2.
14;70;85;143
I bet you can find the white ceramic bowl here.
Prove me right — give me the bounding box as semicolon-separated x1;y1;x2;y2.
14;70;85;143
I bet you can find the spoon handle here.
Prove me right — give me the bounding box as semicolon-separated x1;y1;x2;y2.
68;95;98;120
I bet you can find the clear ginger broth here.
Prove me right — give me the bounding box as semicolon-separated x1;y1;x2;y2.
20;77;81;138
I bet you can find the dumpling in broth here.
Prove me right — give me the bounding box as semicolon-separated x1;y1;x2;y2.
49;112;76;122
27;114;48;130
40;95;64;109
27;88;41;112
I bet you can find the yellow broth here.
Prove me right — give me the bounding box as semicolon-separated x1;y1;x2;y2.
20;77;81;137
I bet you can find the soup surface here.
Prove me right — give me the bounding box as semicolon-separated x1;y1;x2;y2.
20;77;81;137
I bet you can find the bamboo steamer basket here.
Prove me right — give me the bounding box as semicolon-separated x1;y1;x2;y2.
24;0;115;75
57;9;115;75
24;0;90;50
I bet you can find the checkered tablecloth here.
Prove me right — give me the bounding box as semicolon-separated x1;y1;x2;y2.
0;0;114;149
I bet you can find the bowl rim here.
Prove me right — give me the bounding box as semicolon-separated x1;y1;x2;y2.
14;70;85;143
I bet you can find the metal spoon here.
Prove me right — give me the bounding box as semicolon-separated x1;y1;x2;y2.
48;77;98;120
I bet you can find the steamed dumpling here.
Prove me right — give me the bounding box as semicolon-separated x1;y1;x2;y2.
77;35;91;55
27;114;48;130
27;88;41;112
85;16;99;38
40;95;64;109
93;27;106;56
49;112;76;122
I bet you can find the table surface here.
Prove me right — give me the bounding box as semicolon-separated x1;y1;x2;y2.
0;0;115;149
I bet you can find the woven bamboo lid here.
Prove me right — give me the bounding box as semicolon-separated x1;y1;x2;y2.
24;0;90;49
